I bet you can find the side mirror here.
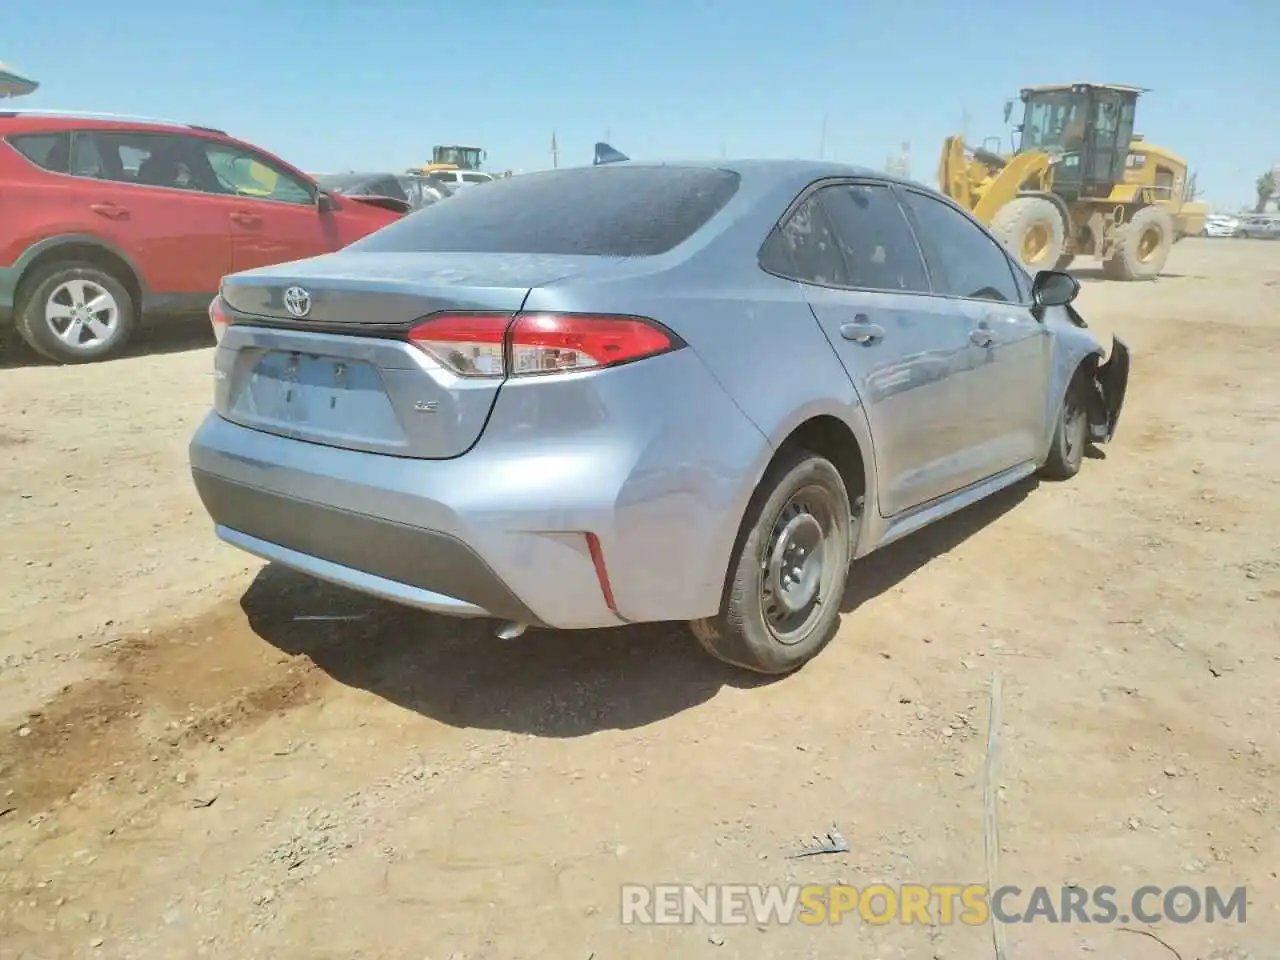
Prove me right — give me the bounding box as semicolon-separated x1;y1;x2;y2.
1003;100;1014;123
317;191;335;213
1031;269;1079;308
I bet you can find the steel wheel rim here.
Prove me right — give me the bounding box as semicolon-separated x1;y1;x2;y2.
759;484;841;645
45;279;120;349
1063;395;1086;461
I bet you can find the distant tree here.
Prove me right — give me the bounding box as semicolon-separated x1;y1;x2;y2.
1255;170;1277;213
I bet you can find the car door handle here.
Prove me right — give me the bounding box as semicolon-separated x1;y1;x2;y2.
230;211;262;226
89;202;129;219
969;326;995;348
840;316;885;346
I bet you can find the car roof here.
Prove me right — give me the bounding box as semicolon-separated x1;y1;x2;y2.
0;110;227;138
538;157;923;200
0;110;315;184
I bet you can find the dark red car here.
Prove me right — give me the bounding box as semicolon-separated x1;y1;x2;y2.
0;111;402;363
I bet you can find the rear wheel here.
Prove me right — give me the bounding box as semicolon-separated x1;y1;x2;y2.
15;261;137;364
690;450;854;675
991;196;1066;274
1102;206;1174;281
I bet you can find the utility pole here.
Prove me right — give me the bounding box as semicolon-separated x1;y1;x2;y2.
551;131;559;169
818;114;828;160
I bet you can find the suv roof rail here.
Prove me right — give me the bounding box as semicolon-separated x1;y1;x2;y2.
0;108;226;135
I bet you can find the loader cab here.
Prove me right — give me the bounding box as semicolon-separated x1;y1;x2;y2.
1015;83;1140;201
431;145;485;172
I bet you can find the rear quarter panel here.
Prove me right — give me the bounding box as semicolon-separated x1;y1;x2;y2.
522;243;877;615
0;140;87;269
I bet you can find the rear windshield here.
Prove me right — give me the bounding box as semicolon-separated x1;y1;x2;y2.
350;165;741;257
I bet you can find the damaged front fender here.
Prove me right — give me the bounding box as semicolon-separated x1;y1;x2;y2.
1089;336;1130;443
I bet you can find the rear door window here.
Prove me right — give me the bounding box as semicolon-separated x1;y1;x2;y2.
900;189;1022;303
816;183;929;293
352;165;741;256
87;132;209;191
69;132;107;178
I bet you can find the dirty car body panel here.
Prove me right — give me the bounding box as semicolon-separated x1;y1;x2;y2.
189;159;1127;640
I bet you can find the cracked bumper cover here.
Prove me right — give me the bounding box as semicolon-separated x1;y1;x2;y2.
1089;336;1130;442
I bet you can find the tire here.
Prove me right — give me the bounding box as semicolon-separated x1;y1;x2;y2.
689;450;854;675
990;196;1066;273
14;261;137;364
1102;206;1174;281
1039;371;1090;481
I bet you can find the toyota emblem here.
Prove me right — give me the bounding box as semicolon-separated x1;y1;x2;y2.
283;286;312;318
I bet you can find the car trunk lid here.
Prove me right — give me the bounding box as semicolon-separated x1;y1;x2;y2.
214;252;616;459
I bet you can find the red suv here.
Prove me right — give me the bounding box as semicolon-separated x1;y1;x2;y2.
0;111;402;363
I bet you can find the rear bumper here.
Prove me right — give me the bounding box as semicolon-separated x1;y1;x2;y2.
189;414;625;629
188;346;771;630
192;469;543;624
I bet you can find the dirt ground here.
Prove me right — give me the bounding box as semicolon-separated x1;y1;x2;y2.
1;238;1277;960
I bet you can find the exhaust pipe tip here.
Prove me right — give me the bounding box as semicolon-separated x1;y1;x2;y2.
495;620;528;640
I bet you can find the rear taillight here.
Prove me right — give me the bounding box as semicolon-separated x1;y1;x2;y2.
407;313;506;376
209;295;229;344
407;312;680;379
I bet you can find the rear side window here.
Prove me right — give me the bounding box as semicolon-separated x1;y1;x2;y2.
6;133;70;173
88;132;208;191
352;166;742;257
759;193;847;285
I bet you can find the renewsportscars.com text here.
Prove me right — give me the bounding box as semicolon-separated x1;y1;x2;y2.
620;883;1247;926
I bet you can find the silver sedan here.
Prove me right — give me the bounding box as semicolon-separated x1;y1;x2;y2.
189;159;1129;674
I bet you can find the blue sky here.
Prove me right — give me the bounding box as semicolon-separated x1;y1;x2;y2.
4;0;1276;209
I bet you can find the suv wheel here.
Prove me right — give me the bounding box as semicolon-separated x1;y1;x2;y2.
15;262;137;364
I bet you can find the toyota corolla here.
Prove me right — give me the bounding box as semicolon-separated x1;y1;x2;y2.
189;160;1128;674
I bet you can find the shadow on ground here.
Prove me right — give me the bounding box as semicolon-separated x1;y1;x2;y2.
0;315;212;369
840;477;1034;613
243;478;1036;736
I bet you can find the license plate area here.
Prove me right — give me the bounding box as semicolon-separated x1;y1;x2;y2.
234;350;404;443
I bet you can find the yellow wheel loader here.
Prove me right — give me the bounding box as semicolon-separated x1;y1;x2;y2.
938;83;1207;280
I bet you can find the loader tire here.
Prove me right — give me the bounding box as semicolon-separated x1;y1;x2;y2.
990;196;1066;274
1102;206;1174;281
